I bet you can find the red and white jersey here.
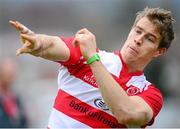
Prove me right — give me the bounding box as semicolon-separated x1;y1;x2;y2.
48;37;163;128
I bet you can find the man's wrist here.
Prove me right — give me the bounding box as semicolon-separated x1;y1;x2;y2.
86;53;100;65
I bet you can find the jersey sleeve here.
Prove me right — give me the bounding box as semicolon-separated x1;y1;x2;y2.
137;85;163;126
58;36;82;65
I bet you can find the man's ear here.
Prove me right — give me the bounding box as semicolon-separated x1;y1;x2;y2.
153;48;167;58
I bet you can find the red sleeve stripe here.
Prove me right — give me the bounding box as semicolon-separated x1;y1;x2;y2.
59;36;81;65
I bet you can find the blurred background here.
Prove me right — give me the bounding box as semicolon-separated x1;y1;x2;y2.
0;0;179;127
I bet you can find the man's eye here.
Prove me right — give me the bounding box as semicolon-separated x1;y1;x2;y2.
147;37;154;43
135;29;141;34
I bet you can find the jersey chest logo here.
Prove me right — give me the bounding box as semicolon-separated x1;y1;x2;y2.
94;98;109;110
126;85;140;96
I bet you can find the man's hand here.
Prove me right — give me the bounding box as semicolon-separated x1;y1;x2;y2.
73;28;97;60
9;20;44;56
9;20;70;62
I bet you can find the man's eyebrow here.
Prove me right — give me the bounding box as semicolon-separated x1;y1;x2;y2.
135;26;158;40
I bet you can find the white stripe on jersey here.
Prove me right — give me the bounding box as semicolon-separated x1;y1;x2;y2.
49;50;151;128
126;75;151;92
57;67;114;115
98;50;122;77
57;50;123;115
48;108;91;128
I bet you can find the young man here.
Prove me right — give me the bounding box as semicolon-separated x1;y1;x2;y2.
10;7;175;128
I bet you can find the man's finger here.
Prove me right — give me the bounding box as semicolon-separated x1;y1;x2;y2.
9;20;34;34
16;42;33;56
21;34;36;44
16;41;34;56
72;34;84;47
76;28;91;35
9;20;16;27
16;47;32;56
24;42;32;47
9;20;18;28
76;34;84;39
15;21;34;34
9;20;24;32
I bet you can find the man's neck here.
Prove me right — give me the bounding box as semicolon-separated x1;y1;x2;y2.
121;54;148;73
125;61;145;73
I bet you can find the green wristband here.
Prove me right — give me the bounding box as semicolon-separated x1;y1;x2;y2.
87;53;100;65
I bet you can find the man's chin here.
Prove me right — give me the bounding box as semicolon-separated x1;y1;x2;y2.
125;53;137;61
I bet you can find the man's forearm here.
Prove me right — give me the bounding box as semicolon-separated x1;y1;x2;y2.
33;35;70;62
89;61;135;123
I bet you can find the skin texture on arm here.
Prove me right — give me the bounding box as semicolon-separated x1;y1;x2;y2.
89;61;153;127
73;28;153;127
9;20;70;62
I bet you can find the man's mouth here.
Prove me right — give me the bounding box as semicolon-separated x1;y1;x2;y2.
128;46;139;54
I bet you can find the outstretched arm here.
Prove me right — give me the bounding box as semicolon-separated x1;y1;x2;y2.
9;20;70;62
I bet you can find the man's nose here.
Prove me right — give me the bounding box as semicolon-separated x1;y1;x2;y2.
134;35;143;45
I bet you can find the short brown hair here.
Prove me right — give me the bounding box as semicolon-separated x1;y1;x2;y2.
134;7;175;49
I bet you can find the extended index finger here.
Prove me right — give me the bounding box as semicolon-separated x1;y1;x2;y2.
9;20;34;34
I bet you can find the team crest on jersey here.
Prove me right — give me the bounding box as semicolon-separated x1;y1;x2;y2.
126;85;140;96
94;98;109;110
